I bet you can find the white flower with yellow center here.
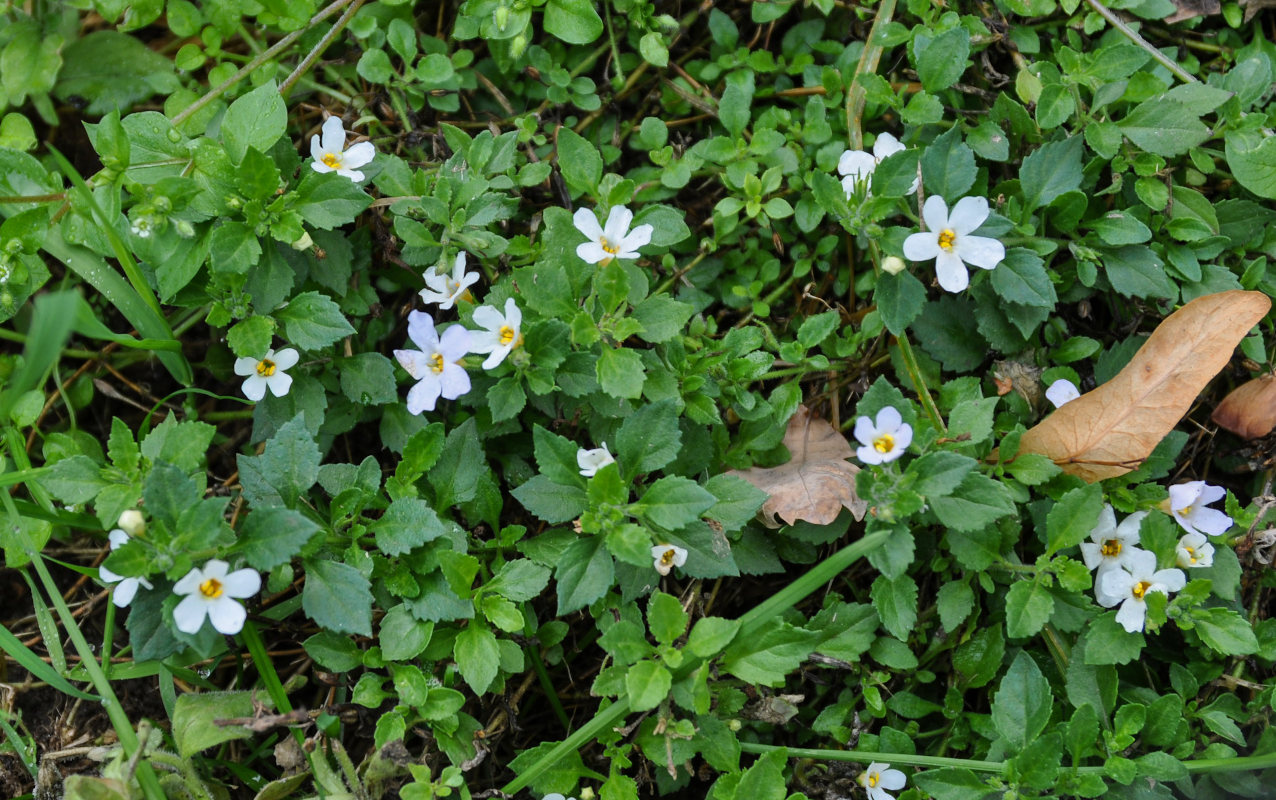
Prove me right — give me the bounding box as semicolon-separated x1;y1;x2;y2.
838;132;916;197
172;559;261;635
394;311;472;415
1165;481;1232;537
1096;549;1186;633
99;528;153;608
233;347;299;402
858;762;906;800
1045;378;1081;408
853;406;912;465
577;442;615;477
309;116;376;182
1079;505;1147;576
651;543;688;576
468;297;523;369
903;195;1005;293
1175;532;1215;569
420;252;481;310
573;205;653;265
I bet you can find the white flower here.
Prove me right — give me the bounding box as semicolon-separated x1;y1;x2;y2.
309;116;376;181
858;762;907;800
853;407;912;465
99;529;153;609
393;311;472;415
1096;549;1186;633
420;252;480;310
577;442;615;477
1079;505;1147;576
233;347;299;402
573;205;653;265
1176;532;1215;569
1166;481;1232;537
903;196;1005;293
838;133;916;197
468;297;523;370
652;543;688;576
172;559;261;635
1045;378;1081;408
543;795;577;800
130;217;153;238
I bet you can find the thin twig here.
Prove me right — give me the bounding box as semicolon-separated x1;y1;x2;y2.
279;0;367;98
1085;0;1198;84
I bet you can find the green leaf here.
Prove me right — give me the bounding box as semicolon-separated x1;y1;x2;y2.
639;31;669;68
339;353;398;406
220;80;286;164
992;651;1052;749
625;660;672;711
1083;611;1145;665
920;125;976;202
632;295;695;342
555;536;614;614
930;473;1015;532
911;295;989;371
304;630;363;672
454;624;500;694
512;474;587;523
543;0;604;44
1224;128;1276;200
303;558;373;636
638;476;716;530
616;400;681;475
254;414;321;507
372;498;449;556
647;591;688;646
937;581;975;631
1189;607;1259;655
916;27;970;92
914;768;995;800
1020;135;1082;212
1099;245;1176;300
990;249;1057;308
1046;483;1103;555
1119;99;1210;158
721;620;821;685
487;559;551;602
703;474;767;531
876;269;926;335
294;172;374;228
556;128;602;193
631;204;692;247
686;616;741;658
1005;579;1055;639
429;417;486;509
379;604;433;661
597;347;645;399
870;573;918;641
276;291;356;350
1091;211;1152;245
172;691;271;758
54;31;179;115
719;70;754;138
237;507;322;571
40;455;108;504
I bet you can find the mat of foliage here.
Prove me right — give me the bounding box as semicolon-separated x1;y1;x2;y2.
1;0;1275;798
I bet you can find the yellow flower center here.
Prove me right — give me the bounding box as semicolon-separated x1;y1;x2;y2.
499;325;518;346
873;434;894;453
659;549;676;567
321;152;341;169
600;236;619;255
1178;505;1193;518
429;353;445;374
1132;581;1151;600
868;773;880;788
256;358;276;377
200;578;224;599
938;228;957;251
1184;546;1197;564
1100;539;1121;557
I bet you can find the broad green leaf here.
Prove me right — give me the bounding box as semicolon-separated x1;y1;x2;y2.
625;660;672;711
543;0;604;44
454;623;500;694
276;291;356;350
172;691;272;758
870;573;918;641
637;476;716;530
1020;135;1082;211
1045;483;1103;555
931;472;1015;532
555;536;614;614
916;27;970;92
303;558;373;636
237;507;322;570
1119;99;1209;158
220;80;286;163
992;651;1052;749
616;400;681;475
1005;579;1055;638
556;128;602;193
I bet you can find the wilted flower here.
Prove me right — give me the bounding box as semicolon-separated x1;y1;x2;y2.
99;529;153;608
853;407;912;465
234;347;299;402
1079;506;1147;576
172;560;261;635
1175;532;1215;569
468;297;523;369
394;311;472;415
838;132;916;197
573;205;653;265
578;442;615;477
902;196;1005;293
652;543;687;576
309;116;376;181
1096;549;1186;633
420;252;480;310
858;762;907;800
1165;481;1232;537
1045;378;1081;408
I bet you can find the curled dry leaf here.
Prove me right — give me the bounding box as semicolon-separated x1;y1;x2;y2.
727;405;867;527
1018;290;1271;482
1212;374;1276;439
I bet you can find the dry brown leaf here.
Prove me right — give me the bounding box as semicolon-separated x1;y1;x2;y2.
1212;374;1276;439
727;405;867;527
1018;290;1271;482
1164;0;1220;24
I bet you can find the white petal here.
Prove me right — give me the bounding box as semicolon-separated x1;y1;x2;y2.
173;594;209;633
879;768;907;791
266;372;293;398
873;133;906;161
933;251;970;293
394;349;429;380
406;376;441;415
439;364;472;400
875;406;903;433
471;304;505;333
272;348;300;370
1114;597;1146;633
837;149;876;179
892;423;914;451
108;529;130;549
173;567;204;596
1114;510;1148;543
1080;542;1103;571
921;195;950;233
954;234;1005;270
573;207;605;241
310;160;334;174
577;242;609;264
671;545;688;566
113;579;141;608
309;133;323;161
1168;482;1203;513
406;311;440;352
320;116;346;153
947;196;991;235
1097;568;1132;607
241;375;267;402
481;346;510;370
221;568;262;598
903;232;940;262
336;168;365;182
1090;505;1117;542
857;444;885;465
439;325;473;361
620;223;653;252
1045;379;1080;408
207;597;247;635
504;298;522;328
603;205;636;243
1152;568;1186;593
342;141;376;169
1186;507;1233;537
853;415;877;447
467;330;501;355
1125;548;1158;579
234;356;260;377
1199;483;1226;506
100;565;123;583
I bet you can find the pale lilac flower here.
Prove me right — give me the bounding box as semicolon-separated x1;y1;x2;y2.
1046;378;1081;408
420;252;480;310
394;311;472;415
1097;549;1186;633
577;443;615;477
652;544;688;576
468;297;522;369
234;347;299;402
99;529;153;608
858;762;907;800
853;407;912;465
1079;506;1147;576
838;132;916;197
309;116;376;181
573;205;652;265
1166;481;1232;537
1176;532;1215;569
903;196;1005;293
172;560;261;635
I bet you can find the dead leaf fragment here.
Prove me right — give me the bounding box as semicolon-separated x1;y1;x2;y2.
1018;290;1271;482
728;405;867;527
1213;374;1276;439
1165;0;1220;24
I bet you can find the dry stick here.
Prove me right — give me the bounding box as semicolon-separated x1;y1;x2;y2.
845;0;897;150
1085;0;1198;84
279;0;368;99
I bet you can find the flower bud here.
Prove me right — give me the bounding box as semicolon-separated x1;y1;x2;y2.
881;255;906;275
118;509;146;537
509;33;528;60
1212;374;1276;439
290;231;314;251
493;2;510;31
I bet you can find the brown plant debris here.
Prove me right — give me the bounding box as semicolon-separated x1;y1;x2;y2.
1212;374;1276;440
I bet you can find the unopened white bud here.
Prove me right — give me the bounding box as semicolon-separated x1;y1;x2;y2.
882;256;906;275
290;232;314;251
118;509;146;537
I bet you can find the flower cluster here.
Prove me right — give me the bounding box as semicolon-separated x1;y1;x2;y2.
837;133;916;198
1082;505;1188;633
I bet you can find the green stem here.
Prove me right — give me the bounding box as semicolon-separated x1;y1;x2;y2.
526;643;573;734
280;0;367;98
845;0;897;149
895;331;945;433
1084;0;1197;84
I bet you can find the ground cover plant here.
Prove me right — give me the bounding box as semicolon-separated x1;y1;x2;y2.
2;0;1276;797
